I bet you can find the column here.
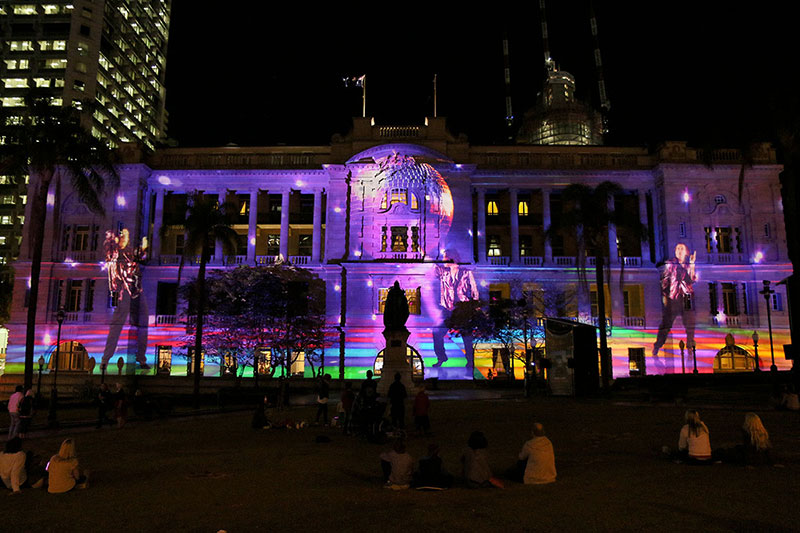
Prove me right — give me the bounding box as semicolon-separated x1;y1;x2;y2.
279;189;290;261
214;190;226;264
151;189;165;263
311;188;322;263
247;189;259;263
638;190;650;264
608;195;618;264
541;189;552;263
476;188;486;264
510;188;519;264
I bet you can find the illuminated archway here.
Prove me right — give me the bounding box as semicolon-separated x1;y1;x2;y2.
713;344;755;372
47;341;91;371
374;345;424;379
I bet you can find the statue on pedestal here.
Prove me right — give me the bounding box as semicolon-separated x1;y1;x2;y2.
383;281;409;332
377;281;415;396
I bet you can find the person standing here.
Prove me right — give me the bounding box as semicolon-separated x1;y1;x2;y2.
96;384;112;429
387;373;408;430
315;374;331;426
340;382;355;435
413;384;431;436
653;243;697;357
17;390;35;439
6;386;23;439
113;383;128;429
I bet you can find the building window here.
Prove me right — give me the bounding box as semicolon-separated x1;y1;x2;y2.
679;222;686;238
410;193;419;211
381;226;387;252
390;189;407;206
380;194;388;210
378;287;421;315
487;200;499;216
764;223;771;238
156;346;172;374
84;280;94;312
519;235;532;256
73;225;89;251
297;234;312;256
772;293;783;312
487;235;501;257
267;235;280;256
391;226;408;252
66;280;83;312
722;283;739;316
518;201;529;216
708;283;718;315
410;227;419;253
741;283;750;315
628;348;646;376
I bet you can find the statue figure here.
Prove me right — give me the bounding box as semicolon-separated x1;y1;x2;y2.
383;281;410;332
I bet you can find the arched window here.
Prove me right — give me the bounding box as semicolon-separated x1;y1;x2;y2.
410;193;419;211
390;189;407;206
374;345;424;379
713;345;754;372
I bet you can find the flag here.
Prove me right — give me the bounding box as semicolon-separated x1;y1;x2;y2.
343;75;365;88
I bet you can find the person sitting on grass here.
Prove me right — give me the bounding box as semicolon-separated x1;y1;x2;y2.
516;423;557;485
737;412;773;466
413;443;453;490
47;439;88;494
380;438;414;490
0;437;27;495
676;410;712;464
461;431;503;488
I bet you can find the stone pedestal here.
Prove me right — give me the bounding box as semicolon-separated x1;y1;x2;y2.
377;328;414;396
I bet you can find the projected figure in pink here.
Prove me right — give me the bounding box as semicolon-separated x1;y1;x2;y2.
652;243;696;358
433;259;479;368
102;229;150;370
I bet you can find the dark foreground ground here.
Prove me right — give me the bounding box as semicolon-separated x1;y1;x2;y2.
3;394;800;533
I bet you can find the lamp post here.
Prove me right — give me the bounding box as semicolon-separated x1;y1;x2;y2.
760;280;777;373
752;331;761;372
679;339;685;374
100;362;106;384
36;355;44;399
691;340;698;374
47;306;66;428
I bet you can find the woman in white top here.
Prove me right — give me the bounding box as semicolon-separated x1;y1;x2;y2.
678;410;712;463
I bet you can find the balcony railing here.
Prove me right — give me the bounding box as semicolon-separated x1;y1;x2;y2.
160;254;182;265
289;255;310;265
377;251;423;260
55;250;97;263
714;314;751;327
489;256;509;266
256;255;279;265
622;316;645;327
554;256;575;266
521;256;543;266
155;314;178;326
708;253;745;264
225;255;247;266
622;256;642;267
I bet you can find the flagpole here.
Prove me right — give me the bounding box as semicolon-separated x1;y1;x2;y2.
433;74;437;118
362;75;366;118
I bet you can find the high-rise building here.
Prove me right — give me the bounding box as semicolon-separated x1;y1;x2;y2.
0;0;171;266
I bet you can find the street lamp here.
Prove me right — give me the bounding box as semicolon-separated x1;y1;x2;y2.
47;306;66;428
36;355;44;398
691;340;698;374
752;331;761;372
760;280;777;373
679;339;686;374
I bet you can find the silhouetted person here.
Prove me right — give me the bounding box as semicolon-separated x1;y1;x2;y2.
413;384;431;436
96;383;112;428
413;443;453;489
387;372;407;429
315;374;331;425
340;382;355;435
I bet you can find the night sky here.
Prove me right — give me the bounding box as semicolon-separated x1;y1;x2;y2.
163;2;795;151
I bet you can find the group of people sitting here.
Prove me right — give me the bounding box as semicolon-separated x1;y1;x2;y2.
0;437;89;495
667;409;773;465
380;423;557;490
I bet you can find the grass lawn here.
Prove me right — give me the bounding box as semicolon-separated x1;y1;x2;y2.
5;395;800;532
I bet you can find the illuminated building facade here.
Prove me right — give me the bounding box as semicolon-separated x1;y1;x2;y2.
0;0;171;266
0;119;793;380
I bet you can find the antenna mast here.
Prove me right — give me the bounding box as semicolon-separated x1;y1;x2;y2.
589;1;610;133
502;32;514;135
539;0;553;72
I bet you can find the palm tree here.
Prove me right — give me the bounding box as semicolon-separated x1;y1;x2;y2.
180;192;238;408
0;91;118;389
546;181;647;391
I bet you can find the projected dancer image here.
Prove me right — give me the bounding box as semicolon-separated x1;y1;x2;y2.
652;242;696;358
102;228;150;370
433;256;479;369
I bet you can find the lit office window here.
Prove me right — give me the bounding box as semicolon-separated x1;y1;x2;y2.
2;79;29;88
487;200;499;216
518;201;529;216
